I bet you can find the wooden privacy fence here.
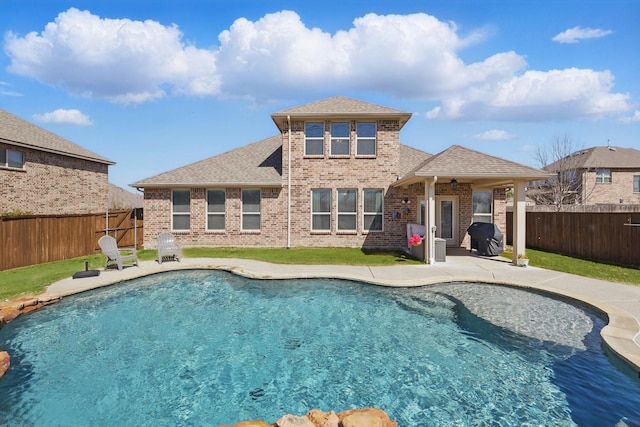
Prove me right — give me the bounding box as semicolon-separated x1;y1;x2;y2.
0;209;143;271
506;211;640;268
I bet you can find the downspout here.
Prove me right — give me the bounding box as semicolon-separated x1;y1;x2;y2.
287;115;292;248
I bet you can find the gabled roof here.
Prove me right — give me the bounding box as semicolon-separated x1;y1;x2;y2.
271;96;412;131
396;145;551;187
130;135;283;188
547;146;640;171
0;109;114;165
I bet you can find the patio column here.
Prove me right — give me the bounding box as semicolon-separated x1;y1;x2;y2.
512;180;527;264
425;177;437;264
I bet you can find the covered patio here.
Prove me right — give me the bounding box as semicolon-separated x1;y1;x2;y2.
394;145;551;264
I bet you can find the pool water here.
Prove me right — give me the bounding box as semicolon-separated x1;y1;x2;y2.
0;270;639;426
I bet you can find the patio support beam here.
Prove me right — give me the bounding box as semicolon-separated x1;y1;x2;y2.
512;180;527;264
425;176;437;264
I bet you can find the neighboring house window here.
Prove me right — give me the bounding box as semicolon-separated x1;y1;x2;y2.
206;189;225;230
596;169;611;183
305;122;324;156
242;189;261;231
356;122;376;156
337;189;357;231
363;189;383;231
0;148;24;169
472;190;492;223
330;122;350;156
634;176;640;193
311;189;331;231
172;190;191;231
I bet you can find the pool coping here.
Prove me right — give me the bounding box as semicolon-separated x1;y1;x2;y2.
41;255;640;375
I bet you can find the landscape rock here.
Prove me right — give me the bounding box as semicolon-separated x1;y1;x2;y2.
338;408;398;427
306;409;339;427
219;421;272;427
275;414;315;427
0;351;10;377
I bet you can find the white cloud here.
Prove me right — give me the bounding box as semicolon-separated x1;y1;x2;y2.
619;111;640;123
552;26;613;44
3;9;632;120
4;8;218;104
33;109;93;125
472;129;516;140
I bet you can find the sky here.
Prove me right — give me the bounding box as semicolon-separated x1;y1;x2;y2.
1;0;638;192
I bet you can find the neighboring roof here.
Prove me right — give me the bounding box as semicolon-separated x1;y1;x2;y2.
396;145;551;187
109;184;143;209
271;96;412;131
0;109;114;165
130;135;283;188
547;146;640;171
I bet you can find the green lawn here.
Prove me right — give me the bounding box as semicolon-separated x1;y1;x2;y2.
0;246;638;302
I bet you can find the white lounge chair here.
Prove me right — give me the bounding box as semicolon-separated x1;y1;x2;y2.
157;231;182;264
98;235;139;271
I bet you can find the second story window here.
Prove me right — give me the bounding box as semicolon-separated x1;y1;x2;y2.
634;176;640;193
172;189;191;231
596;169;611;184
0;147;24;169
356;122;376;156
330;122;350;156
305;122;324;156
206;189;225;230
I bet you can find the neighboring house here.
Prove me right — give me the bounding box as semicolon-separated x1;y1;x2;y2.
108;183;143;210
0;109;115;215
132;96;548;263
543;146;640;205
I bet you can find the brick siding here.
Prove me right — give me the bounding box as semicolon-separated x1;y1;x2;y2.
0;145;109;215
583;169;640;205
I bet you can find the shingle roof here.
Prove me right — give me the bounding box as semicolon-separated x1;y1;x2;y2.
547;146;640;170
399;144;432;177
130;135;283;188
398;145;550;185
271;96;412;131
0;109;114;165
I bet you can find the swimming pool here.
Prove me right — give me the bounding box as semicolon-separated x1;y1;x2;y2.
0;270;639;426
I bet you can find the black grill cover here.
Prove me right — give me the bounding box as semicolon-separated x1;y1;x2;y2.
467;222;504;256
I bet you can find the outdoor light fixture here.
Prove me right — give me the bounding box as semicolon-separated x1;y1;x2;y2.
450;178;458;190
402;197;410;204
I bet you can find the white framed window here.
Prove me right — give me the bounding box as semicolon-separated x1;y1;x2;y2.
363;189;383;231
206;189;225;230
172;189;190;231
356;122;376;156
330;122;350;156
634;176;640;193
305;122;324;156
596;169;611;184
337;189;357;231
311;189;331;231
0;148;24;169
472;190;493;223
242;189;261;231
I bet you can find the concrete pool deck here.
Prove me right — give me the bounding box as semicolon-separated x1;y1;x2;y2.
46;249;640;373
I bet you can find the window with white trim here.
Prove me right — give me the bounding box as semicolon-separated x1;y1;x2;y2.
242;189;261;231
363;189;383;231
472;190;492;223
305;122;324;156
311;189;331;231
634;176;640;193
356;122;376;156
596;169;611;183
337;189;357;231
172;189;190;231
0;147;24;169
330;122;350;156
206;189;225;230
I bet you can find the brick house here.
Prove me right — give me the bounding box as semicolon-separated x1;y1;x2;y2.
0;109;115;215
545;146;640;205
132;96;548;263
